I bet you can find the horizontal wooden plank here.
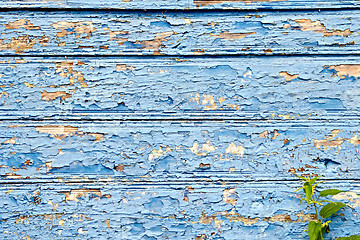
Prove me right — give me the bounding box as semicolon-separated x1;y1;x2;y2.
1;120;360;181
0;11;359;56
0;180;359;239
2;0;360;10
1;56;360;120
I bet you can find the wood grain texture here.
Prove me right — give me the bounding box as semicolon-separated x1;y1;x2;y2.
0;11;359;56
1;56;360;120
0;180;359;239
1;120;360;181
1;0;360;10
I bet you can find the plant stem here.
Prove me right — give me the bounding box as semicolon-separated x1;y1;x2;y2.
311;188;319;221
313;202;319;221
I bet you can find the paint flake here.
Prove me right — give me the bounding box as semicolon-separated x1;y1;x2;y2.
225;142;245;156
148;145;172;161
279;71;299;82
4;19;40;30
290;19;353;37
52;21;96;38
41;90;72;101
325;64;360;79
63;189;101;201
210;31;255;40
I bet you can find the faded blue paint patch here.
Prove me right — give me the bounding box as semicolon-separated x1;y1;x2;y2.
49;161;114;174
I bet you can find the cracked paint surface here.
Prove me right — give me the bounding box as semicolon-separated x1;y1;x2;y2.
0;11;359;55
0;181;359;239
52;21;96;38
1;1;360;239
0;121;360;180
2;0;359;9
4;19;40;30
2;57;360;120
194;0;285;7
287;19;353;37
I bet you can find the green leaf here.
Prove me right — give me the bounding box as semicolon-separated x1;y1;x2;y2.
319;202;347;219
308;221;323;240
337;235;360;240
304;182;313;203
310;176;321;185
296;175;308;181
319;189;345;197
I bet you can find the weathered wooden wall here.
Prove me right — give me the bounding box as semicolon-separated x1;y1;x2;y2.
1;1;360;239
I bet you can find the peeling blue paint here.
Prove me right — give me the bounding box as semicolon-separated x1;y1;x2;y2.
0;11;358;55
0;121;359;180
1;57;360;120
0;1;359;239
0;181;359;239
2;0;360;10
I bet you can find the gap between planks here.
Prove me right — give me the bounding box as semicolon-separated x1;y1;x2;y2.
0;117;359;122
1;178;360;186
2;7;360;12
4;53;360;58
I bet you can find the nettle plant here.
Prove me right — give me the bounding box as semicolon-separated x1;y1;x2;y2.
296;175;360;240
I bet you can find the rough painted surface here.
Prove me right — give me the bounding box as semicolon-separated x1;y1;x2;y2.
0;11;359;55
0;180;359;239
2;57;360;120
2;0;360;10
1;2;360;239
1;121;360;181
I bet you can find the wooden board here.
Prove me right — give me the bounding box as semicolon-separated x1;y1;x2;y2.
2;0;360;239
0;11;359;56
1;56;360;120
2;0;360;10
0;180;359;239
1;120;360;181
